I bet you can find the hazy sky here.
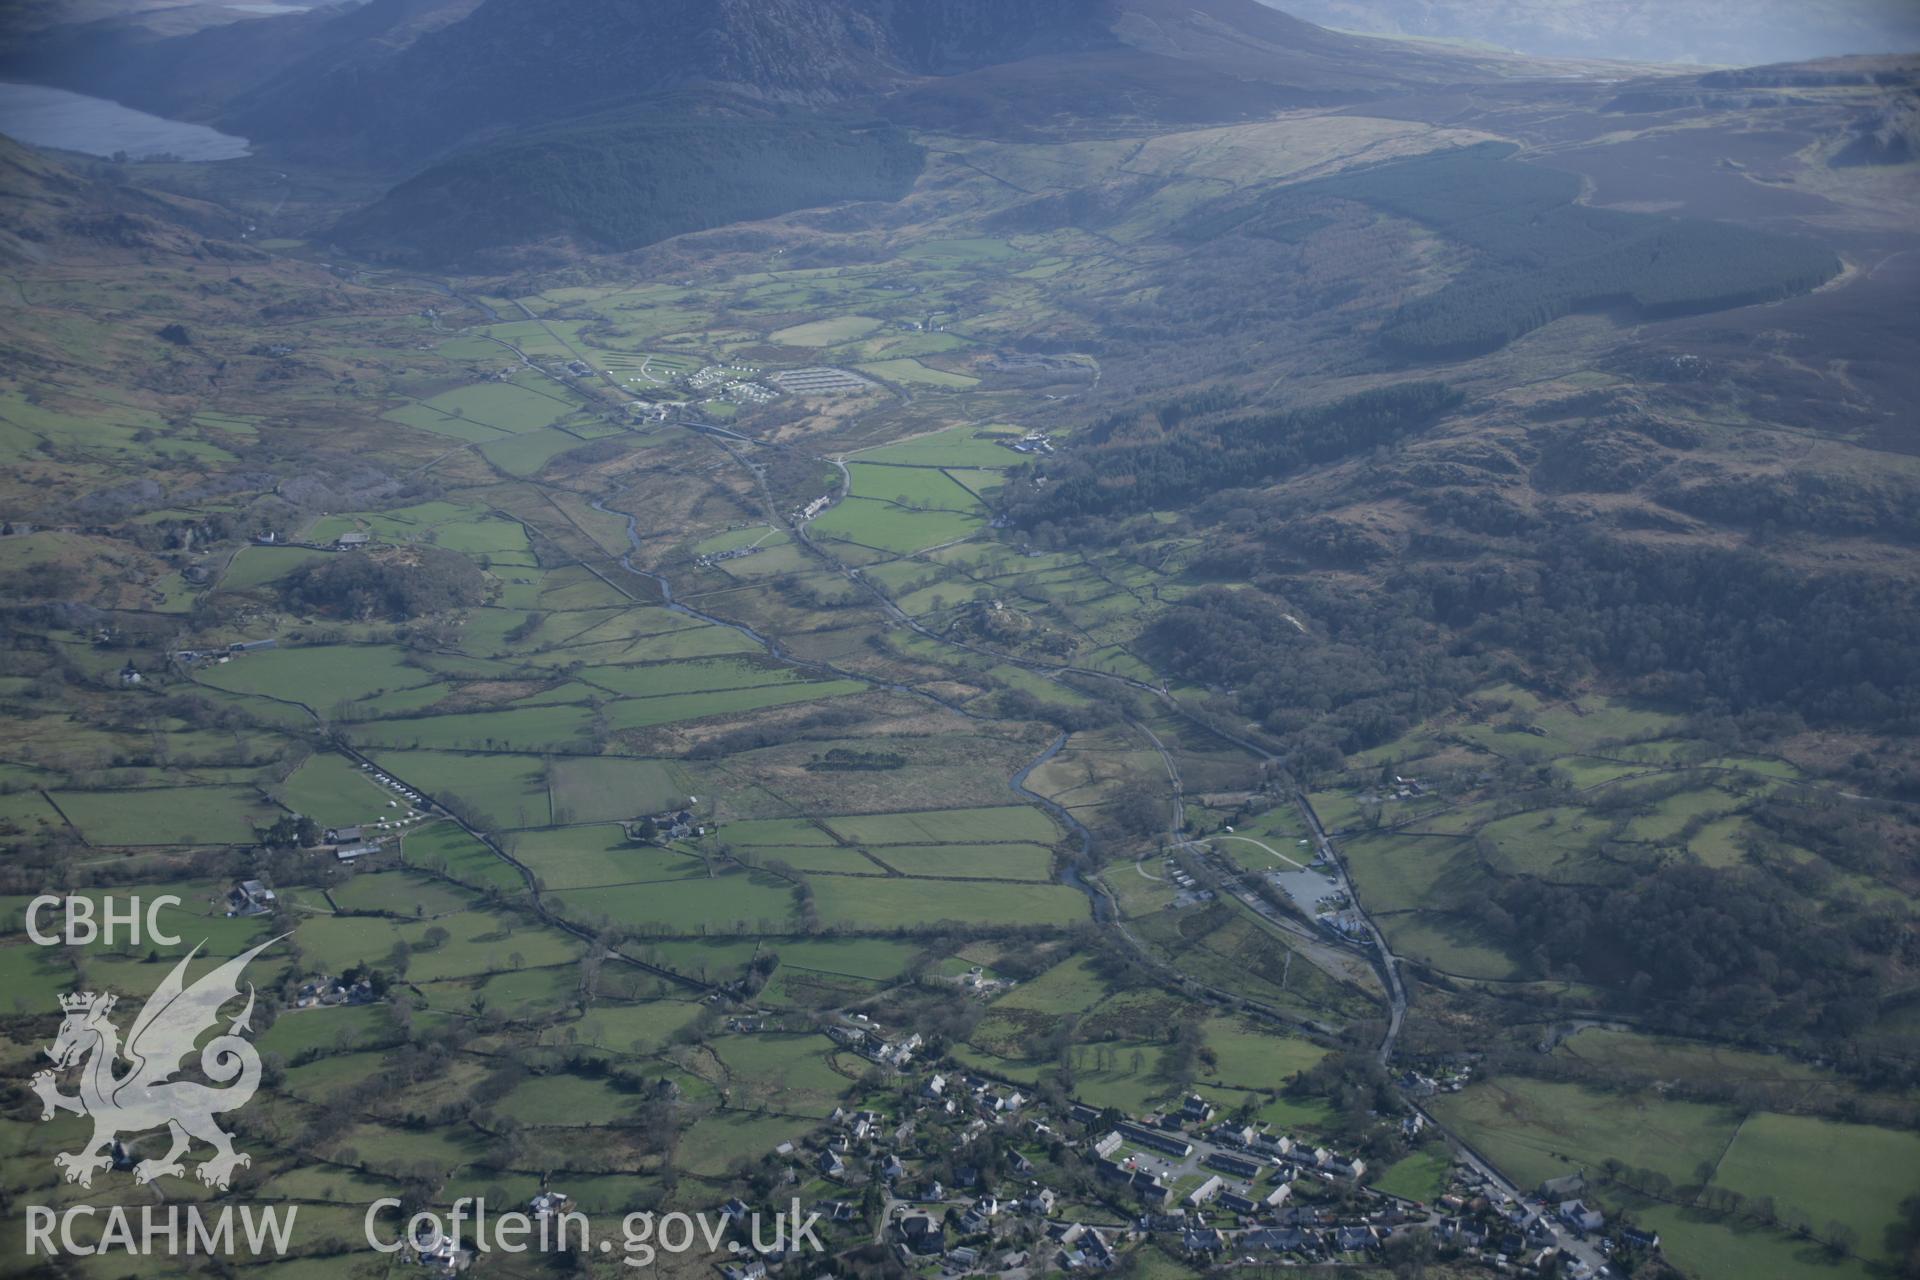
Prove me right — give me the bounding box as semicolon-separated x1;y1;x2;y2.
1261;0;1920;66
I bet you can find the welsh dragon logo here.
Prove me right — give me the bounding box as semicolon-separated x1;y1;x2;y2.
32;936;283;1190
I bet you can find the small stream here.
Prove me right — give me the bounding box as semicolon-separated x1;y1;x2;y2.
1010;731;1112;922
592;491;787;656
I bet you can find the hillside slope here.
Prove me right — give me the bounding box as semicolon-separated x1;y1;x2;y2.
0;134;246;264
331;114;926;265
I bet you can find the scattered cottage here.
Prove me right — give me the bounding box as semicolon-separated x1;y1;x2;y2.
226;879;276;916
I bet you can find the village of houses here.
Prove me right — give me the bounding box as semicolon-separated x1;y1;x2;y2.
202;780;1652;1280
393;1004;1652;1279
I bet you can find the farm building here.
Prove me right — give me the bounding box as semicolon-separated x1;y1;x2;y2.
226;879;276;916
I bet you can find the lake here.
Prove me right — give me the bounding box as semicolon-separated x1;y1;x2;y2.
0;81;250;161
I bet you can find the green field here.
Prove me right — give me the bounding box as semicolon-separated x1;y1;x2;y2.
221;545;333;589
50;785;282;846
855;358;978;387
767;937;923;980
415;379;583;432
1626;1200;1878;1280
256;1003;397;1059
348;704;594;752
811;877;1086;929
846;462;985;512
329;869;477;918
540;1000;705;1051
480;426;600;475
548;757;691;824
603;680;867;730
548;869;798;935
867;841;1054;880
824;805;1059;845
1709;1113;1920;1265
1372;1149;1452;1203
723;817;839;846
200;644;437;709
737;843;875;874
808;496;982;553
991;955;1111;1013
1198;1016;1328;1090
1556;1028;1839;1096
368;752;551;829
577;657;808;698
274;752;388;827
1428;1076;1744;1192
0;942;80;1013
510;826;704;890
714;1033;848;1116
677;1111;811;1177
295;908;580;982
852;424;1021;468
496;1072;642;1126
771;316;883;346
403;823;524;891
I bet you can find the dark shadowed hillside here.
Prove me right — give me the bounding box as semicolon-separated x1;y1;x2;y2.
0;134;245;264
4;0;1123;162
332;115;926;265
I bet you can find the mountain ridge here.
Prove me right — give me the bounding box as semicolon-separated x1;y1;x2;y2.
3;0;1499;164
